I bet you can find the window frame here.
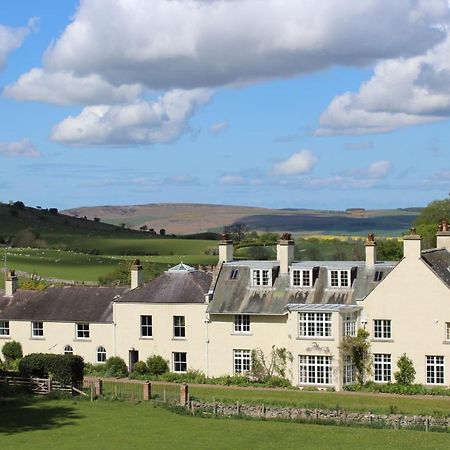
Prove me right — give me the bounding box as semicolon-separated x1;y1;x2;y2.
373;319;392;340
173;315;186;339
426;355;445;385
251;269;272;287
373;353;391;383
343;312;357;337
31;321;44;338
291;269;312;288
343;355;355;385
233;349;251;375
173;352;187;373
329;269;351;288
64;345;73;355
76;323;90;340
0;320;10;337
234;314;251;333
140;315;153;338
298;312;332;338
299;355;332;385
97;346;107;363
445;322;450;341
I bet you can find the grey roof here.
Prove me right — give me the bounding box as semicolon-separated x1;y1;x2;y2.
421;248;450;289
207;261;395;315
0;286;125;323
287;304;361;312
116;270;212;304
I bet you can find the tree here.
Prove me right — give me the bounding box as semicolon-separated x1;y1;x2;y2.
377;239;403;260
251;346;293;381
159;228;166;236
394;353;416;385
340;328;371;384
139;225;148;232
93;217;100;223
223;222;249;242
2;341;23;362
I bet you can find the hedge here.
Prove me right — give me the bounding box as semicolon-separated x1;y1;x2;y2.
19;353;84;384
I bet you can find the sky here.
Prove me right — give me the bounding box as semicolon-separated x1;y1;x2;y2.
1;0;450;211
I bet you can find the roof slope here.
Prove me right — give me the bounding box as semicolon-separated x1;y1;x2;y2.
0;286;125;323
117;270;212;303
421;248;450;289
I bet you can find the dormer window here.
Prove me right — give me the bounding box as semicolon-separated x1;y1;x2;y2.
230;269;239;280
252;269;271;287
292;269;312;288
329;270;350;288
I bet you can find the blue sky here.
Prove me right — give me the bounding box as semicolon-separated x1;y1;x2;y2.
1;0;450;210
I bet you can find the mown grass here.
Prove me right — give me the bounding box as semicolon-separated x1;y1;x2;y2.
1;396;449;450
190;385;450;417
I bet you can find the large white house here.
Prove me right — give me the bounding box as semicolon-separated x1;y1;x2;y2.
2;225;450;391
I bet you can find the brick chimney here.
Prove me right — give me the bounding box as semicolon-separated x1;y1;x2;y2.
403;228;422;259
218;234;233;263
436;220;450;252
277;233;294;275
131;259;144;289
365;233;377;268
5;269;18;296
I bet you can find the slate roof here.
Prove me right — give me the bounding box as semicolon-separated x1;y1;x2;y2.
421;248;450;289
207;261;395;315
0;286;125;323
116;270;212;304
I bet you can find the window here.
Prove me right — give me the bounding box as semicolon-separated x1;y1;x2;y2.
234;349;251;375
140;315;152;338
252;269;271;286
329;270;350;287
299;312;332;338
63;345;73;355
230;269;239;280
234;315;250;333
292;270;312;287
0;320;10;336
32;321;44;338
426;356;444;384
76;323;90;339
299;355;332;385
173;352;187;372
343;312;357;337
173;316;186;338
343;356;355;385
446;322;450;341
374;354;391;382
373;319;391;339
97;346;107;363
374;271;383;282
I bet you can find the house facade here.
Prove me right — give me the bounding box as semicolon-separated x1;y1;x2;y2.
1;226;450;391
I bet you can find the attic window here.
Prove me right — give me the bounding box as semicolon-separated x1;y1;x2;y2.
252;269;272;287
291;269;312;288
230;269;239;280
329;269;350;288
374;271;383;282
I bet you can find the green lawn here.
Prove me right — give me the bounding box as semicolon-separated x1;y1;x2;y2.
1;396;449;450
190;385;450;417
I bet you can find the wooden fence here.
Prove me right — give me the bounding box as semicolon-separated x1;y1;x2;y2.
0;375;73;395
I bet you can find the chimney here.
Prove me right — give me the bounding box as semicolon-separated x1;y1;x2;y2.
403;228;422;259
365;233;377;268
277;233;294;275
131;259;144;289
436;220;450;251
218;233;233;263
5;269;18;296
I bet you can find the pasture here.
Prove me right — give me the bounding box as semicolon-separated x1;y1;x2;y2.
1;396;450;450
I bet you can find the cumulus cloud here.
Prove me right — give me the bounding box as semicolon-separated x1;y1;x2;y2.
4;68;143;105
51;89;212;145
0;20;34;70
210;121;228;134
41;0;448;90
317;33;450;135
272;149;318;176
0;139;42;157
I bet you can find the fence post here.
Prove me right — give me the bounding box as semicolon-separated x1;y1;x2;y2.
143;382;152;401
179;383;188;406
47;376;53;393
95;378;103;397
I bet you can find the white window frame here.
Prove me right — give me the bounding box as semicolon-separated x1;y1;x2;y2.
299;355;332;385
31;321;44;338
343;356;355;385
343;312;357;337
426;355;445;385
0;320;10;337
298;312;332;338
374;354;391;383
76;323;90;339
97;346;107;363
140;315;152;338
373;319;391;340
234;315;251;333
233;349;251;375
251;269;272;287
173;352;187;373
173;316;186;338
445;322;450;341
329;269;350;288
291;269;313;288
64;345;73;355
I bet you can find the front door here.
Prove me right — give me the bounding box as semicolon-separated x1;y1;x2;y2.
129;350;139;372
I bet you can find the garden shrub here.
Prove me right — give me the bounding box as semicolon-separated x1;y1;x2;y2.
146;355;169;376
2;340;23;362
133;361;147;375
104;356;128;378
84;362;108;377
394;353;416;386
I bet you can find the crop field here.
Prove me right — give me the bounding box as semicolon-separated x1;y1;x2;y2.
1;396;449;450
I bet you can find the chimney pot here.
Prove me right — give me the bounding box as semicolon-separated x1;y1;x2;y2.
277;233;294;275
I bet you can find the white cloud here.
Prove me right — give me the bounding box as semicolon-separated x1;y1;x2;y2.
317;33;450;135
367;160;392;178
41;0;448;90
272;149;318;176
50;89;212;145
210;121;228;134
219;175;247;186
4;68;143;105
0;139;41;157
0;21;34;70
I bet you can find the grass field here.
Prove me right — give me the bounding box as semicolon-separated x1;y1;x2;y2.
1;396;449;450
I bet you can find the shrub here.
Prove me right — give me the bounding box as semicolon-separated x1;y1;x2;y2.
133;361;148;375
19;353;84;384
146;355;169;376
104;357;128;378
84;362;108;377
394;353;416;386
2;341;23;362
